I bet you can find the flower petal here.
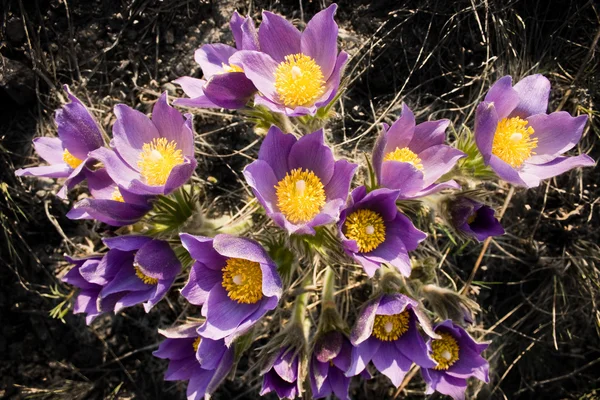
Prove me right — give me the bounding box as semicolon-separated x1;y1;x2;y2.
383;104;416;155
346;337;380;376
408;119;450;154
258;125;296;180
301;4;338;78
483;76;520;119
179;234;226;270
152;92;194;156
135;239;181;280
527;112;587;162
181;262;222;306
511;74;551;118
380;161;424;197
194;44;237;80
521;154;595;181
258;11;301;62
229;50;279;101
15;164;72;178
324;159;358;201
32;137;66;164
371;340;411;387
67;198;151;226
419;145;465;187
474;101;499;163
288;129;335;185
112;104;160;168
243;160;279;212
203;72;256;109
350;297;380;345
198;285;258;340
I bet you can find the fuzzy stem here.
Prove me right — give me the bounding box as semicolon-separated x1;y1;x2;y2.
321;266;336;309
292;278;311;327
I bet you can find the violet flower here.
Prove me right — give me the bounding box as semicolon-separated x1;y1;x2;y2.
310;330;364;400
66;168;152;226
90;92;197;196
338;187;427;277
62;255;122;325
244;126;357;235
475;74;595;187
180;233;282;345
346;294;437;387
174;12;257;109
231;4;348;116
448;197;504;242
153;323;234;400
260;347;302;399
372;104;466;199
421;320;489;400
16;85;104;198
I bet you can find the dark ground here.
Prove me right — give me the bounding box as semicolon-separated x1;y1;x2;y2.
1;0;599;399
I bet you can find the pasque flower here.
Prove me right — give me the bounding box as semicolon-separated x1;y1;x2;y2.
180;233;282;345
16;85;104;198
448;196;504;242
372;104;465;199
90;92;197;196
62;236;181;318
421;320;489;400
244;126;357;235
175;12;257;109
346;294;437;387
310;330;361;400
338;187;427;277
66;168;153;226
475;74;595;187
231;4;348;116
153;323;234;400
261;346;303;399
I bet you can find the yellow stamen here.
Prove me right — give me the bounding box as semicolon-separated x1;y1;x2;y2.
221;63;244;73
344;209;386;253
492;117;538;168
134;264;158;285
372;312;410;341
432;332;460;370
192;337;201;352
275;168;326;224
466;213;476;225
383;147;423;170
274;54;325;108
63;149;83;169
111;188;125;202
221;258;263;304
137;138;184;186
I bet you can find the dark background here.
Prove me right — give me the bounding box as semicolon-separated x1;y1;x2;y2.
1;0;599;399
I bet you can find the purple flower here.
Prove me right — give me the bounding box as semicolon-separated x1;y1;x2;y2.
90;92;197;196
310;331;362;400
260;347;302;399
372;104;466;199
180;233;282;345
338;187;427;277
174;12;257;109
16;85;104;198
448;197;504;242
230;4;348;116
153;323;234;400
421;320;489;400
244;126;357;235
475;74;595;187
62;255;122;325
66;168;153;226
346;294;436;387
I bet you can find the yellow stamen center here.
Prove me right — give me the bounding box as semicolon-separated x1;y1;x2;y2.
466;213;477;225
344;209;386;253
221;258;263;304
432;332;460;370
134;264;158;285
275;168;326;224
192;337;201;352
383;147;423;170
137;138;184;186
63;149;83;169
492;117;538;168
111;188;125;202
221;63;244;73
372;312;410;341
274;54;325;108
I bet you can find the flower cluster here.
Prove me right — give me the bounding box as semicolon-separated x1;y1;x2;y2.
15;4;594;400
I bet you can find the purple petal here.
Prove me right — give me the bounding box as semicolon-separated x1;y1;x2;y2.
258;11;300;62
387;212;427;251
288;129;335;185
258;125;296;181
213;234;274;267
112;104;159;169
371;340;412;387
186;367;215;400
153;337;196;360
101;266;150;296
419;145;465;187
164;356;200;381
231;12;258;51
274;350;299;382
181;262;222;305
383;104;416;155
350;297;380;345
194;44;237;80
260;369;299;398
88;147;143;192
114;289;154;312
396;312;436;368
324;159;358;201
511;74;551;118
346;337;380;376
243;160;279;212
162;156;197;195
152;92;194;156
103;235;152;251
522;154;595;181
412;180;461;198
158;322;202;339
380;161;424;196
488;155;539;187
423;369;467;400
311;357;330;393
15;164;71;178
55;86;103;159
203;72;256;109
364;236;411;277
230;50;279;101
474;101;499;163
483;76;520;119
144;276;176;312
408;119;450;154
67;198;151;226
527;112;587;162
80;250;130;285
134;239;181;280
376;294;415;315
301;4;338;78
196;337;227;370
179;234;226;270
315;51;349;109
329;367;351;400
252;94;287;114
32;137;65;164
173;77;220;109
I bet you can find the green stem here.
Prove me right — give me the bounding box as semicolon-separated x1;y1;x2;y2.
292;278;311;327
321;266;336;309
